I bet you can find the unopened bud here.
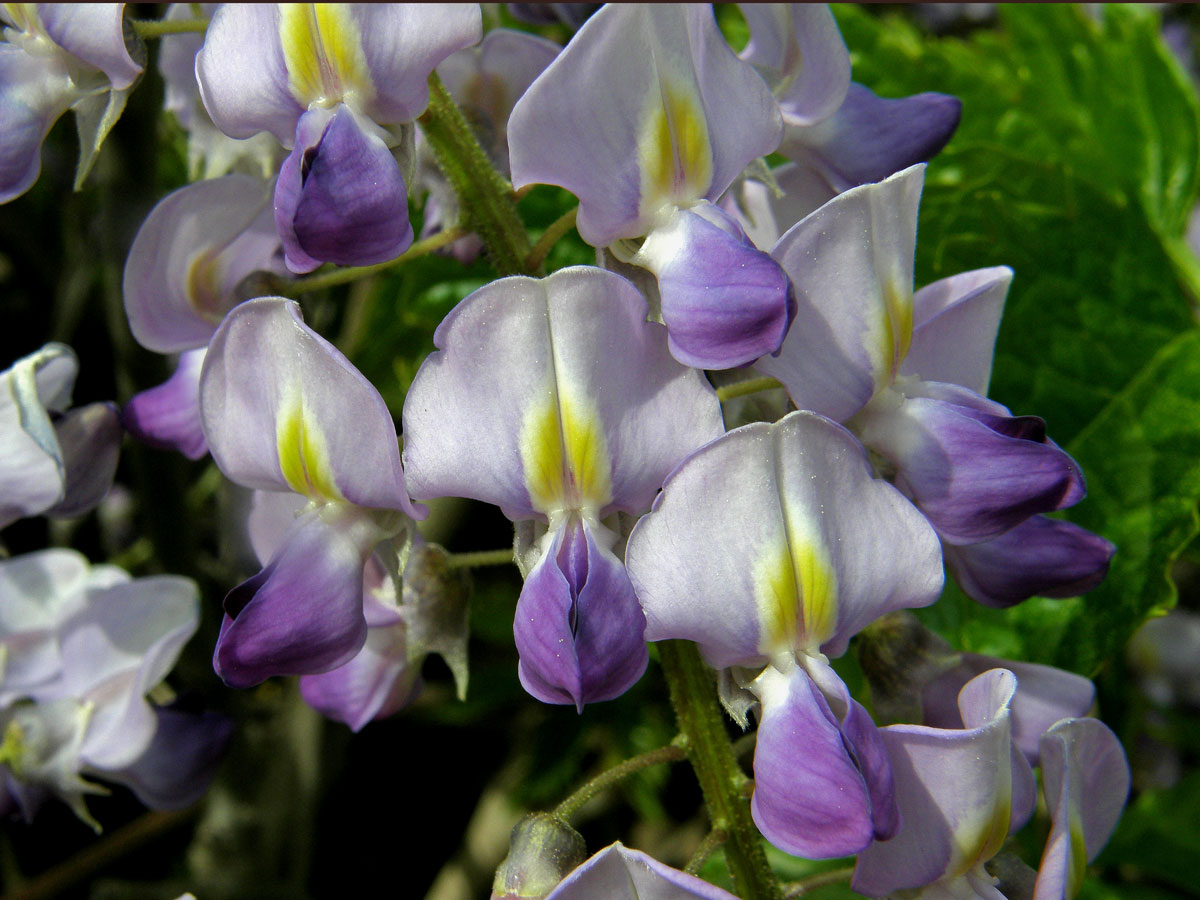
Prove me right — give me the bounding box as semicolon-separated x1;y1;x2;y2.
490;813;587;900
856;611;960;725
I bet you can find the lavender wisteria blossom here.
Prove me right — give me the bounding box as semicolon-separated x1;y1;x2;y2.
0;343;121;528
403;266;724;708
540;843;740;900
196;3;481;272
508;4;794;369
198;297;423;687
757;163;1113;606
0;550;229;827
122;173;286;459
626;411;944;858
0;3;142;202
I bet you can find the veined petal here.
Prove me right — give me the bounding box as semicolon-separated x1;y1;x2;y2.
214;506;374;687
944;516;1114;609
123;349;209;460
757;165;925;422
750;661;893;859
37;3;142;90
858;389;1086;544
904;267;1013;398
508;3;781;246
635;201;795;370
515;517;647;709
853;669;1022;898
200;297;419;515
627;411;942;669
402;267;722;520
1033;719;1129;900
274;103;412;273
738;4;850;127
780;84;962;190
123;175;282;354
543;842;740;900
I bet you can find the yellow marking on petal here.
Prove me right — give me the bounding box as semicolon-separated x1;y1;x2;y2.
638;80;713;217
279;4;372;109
276;390;344;502
519;389;612;516
948;751;1012;878
185;250;227;323
754;524;837;655
1066;815;1088;900
881;277;914;383
2;4;39;35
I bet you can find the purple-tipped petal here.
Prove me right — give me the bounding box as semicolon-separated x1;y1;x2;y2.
200;297;419;516
515;517;647;709
213;506;371;688
544;842;739;900
757;165;925;422
853;669;1023;898
905;267;1012;398
508;4;782;246
402;267;722;520
924;654;1096;766
945;516;1114;609
859;390;1087;544
738;4;850;127
750;662;890;859
274;104;412;273
636;202;795;369
1033;719;1130;900
628;411;942;669
106;707;232;810
124;349;208;460
782;84;962;190
38;4;142;90
123;175;281;353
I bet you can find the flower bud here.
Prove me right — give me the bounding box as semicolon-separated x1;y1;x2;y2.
856;610;960;725
490;813;587;900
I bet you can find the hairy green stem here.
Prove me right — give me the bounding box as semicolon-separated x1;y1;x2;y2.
658;641;781;900
418;72;533;276
685;828;729;876
553;741;687;821
444;548;516;570
131;17;207;39
782;865;855;898
716;376;784;404
282;227;467;295
527;205;579;270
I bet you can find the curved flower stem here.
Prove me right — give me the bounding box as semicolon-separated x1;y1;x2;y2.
715;376;784;404
526;205;579;271
553;741;687;821
444;548;516;570
282;227;468;295
658;640;782;900
418;72;534;277
782;866;855;898
131;17;208;39
685;827;729;876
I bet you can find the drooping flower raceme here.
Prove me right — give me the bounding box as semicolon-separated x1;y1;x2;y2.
0;343;121;529
122;173;286;459
0;549;230;827
0;3;142;203
198;297;424;688
757;163;1113;606
196;3;481;272
508;4;794;370
402;266;724;709
626;410;945;858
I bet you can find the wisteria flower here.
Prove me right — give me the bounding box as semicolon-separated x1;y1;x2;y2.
199;297;423;687
508;4;793;369
626;410;944;857
196;3;481;272
403;266;723;709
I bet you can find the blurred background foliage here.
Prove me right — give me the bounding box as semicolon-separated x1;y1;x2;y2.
2;4;1200;899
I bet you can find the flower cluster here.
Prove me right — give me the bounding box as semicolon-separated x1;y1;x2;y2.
0;3;1135;898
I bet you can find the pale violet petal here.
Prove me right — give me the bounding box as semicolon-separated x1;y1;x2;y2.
38;3;142;90
544;842;739;900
